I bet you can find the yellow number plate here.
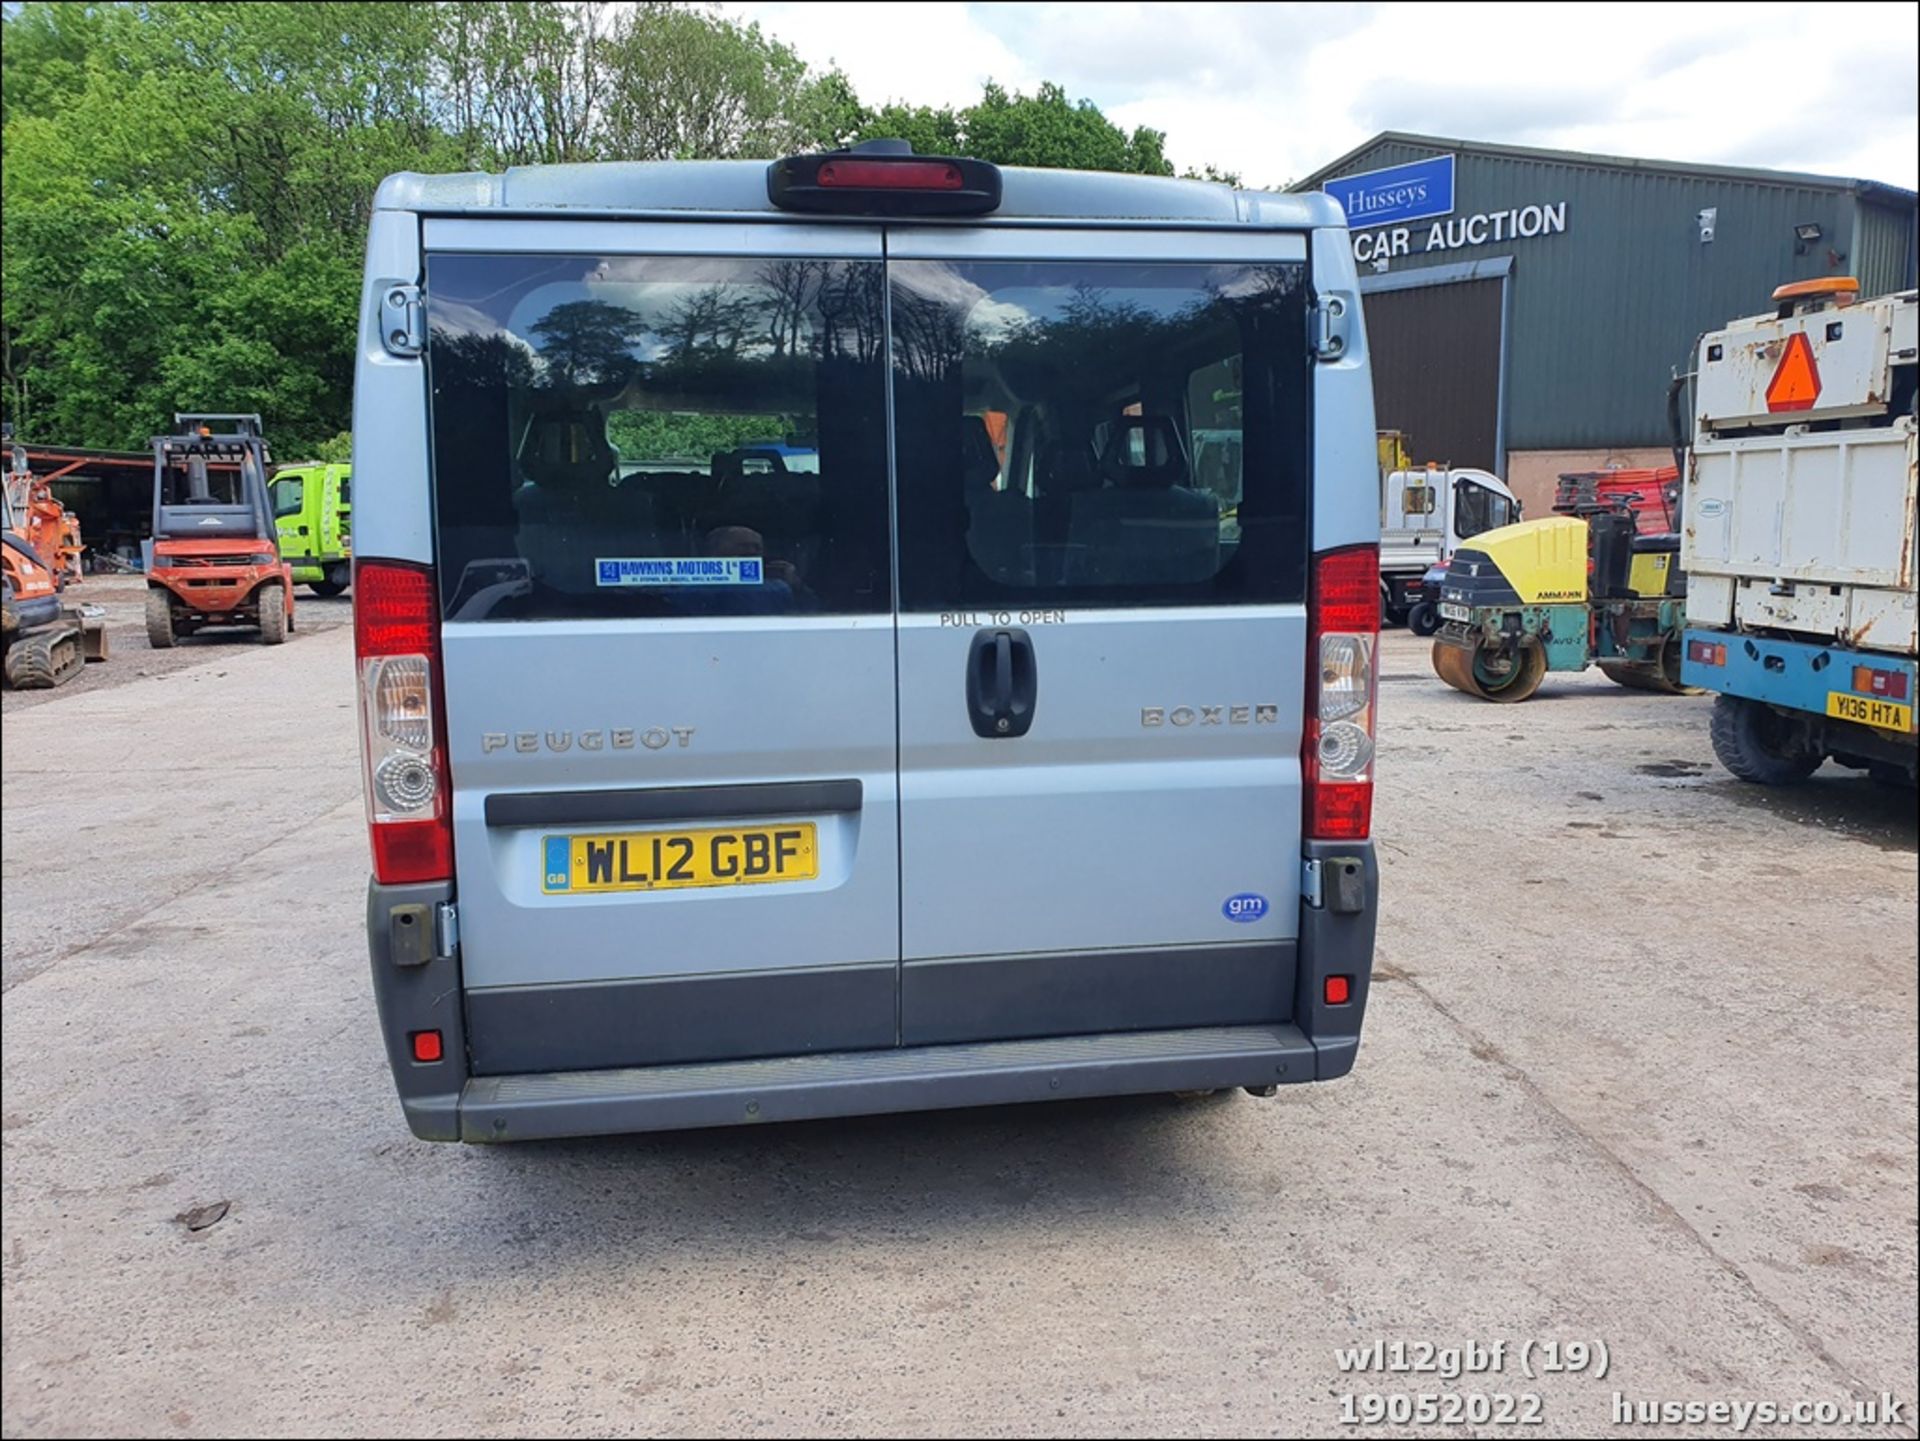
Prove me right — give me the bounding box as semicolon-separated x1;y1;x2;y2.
542;824;817;895
1826;691;1915;732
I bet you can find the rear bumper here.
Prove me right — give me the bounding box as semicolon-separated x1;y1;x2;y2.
1682;629;1917;735
152;568;278;614
368;839;1377;1143
461;1024;1330;1142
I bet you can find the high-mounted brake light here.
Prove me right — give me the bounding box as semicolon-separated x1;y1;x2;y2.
768;140;1001;217
355;559;452;885
1305;545;1380;841
818;159;963;191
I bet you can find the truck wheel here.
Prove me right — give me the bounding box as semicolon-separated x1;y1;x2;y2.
1407;601;1441;637
257;582;288;645
145;589;177;649
309;565;349;599
1708;694;1819;785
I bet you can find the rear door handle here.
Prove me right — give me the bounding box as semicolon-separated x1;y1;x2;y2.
966;628;1037;738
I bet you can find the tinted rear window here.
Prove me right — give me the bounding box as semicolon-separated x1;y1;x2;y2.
425;253;890;620
890;260;1309;610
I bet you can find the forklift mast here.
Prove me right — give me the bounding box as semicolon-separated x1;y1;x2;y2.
151;414;275;543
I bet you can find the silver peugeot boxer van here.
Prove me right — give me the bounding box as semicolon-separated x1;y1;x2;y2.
354;143;1381;1142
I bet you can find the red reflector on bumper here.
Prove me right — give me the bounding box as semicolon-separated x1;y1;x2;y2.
411;1030;443;1064
1325;976;1352;1006
1687;639;1726;667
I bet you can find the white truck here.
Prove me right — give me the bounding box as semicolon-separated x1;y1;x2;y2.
1379;453;1520;633
1680;280;1918;785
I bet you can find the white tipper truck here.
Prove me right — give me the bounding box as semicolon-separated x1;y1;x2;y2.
1680;280;1918;785
1378;440;1520;634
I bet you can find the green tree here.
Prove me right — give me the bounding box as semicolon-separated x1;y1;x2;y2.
852;81;1176;177
2;3;1235;456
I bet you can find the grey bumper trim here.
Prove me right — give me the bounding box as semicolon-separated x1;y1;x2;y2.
459;1023;1319;1142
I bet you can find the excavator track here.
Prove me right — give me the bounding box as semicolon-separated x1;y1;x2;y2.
4;624;85;689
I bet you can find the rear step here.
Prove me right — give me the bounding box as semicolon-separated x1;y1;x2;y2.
462;1023;1320;1142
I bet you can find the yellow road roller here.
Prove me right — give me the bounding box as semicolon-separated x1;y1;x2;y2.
1430;505;1690;703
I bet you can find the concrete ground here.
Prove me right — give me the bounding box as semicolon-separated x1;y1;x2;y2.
2;626;1914;1438
0;575;353;716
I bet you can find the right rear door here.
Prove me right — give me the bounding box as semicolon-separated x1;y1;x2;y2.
885;228;1314;1046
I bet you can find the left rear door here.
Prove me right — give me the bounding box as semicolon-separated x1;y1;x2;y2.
421;220;900;1075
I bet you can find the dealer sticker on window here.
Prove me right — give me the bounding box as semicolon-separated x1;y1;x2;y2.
596;557;763;587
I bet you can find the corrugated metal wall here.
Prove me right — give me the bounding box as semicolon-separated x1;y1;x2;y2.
1850;200;1919;298
1320;141;1918;450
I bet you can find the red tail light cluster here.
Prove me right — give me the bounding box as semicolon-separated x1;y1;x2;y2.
355;559;453;884
1305;545;1380;841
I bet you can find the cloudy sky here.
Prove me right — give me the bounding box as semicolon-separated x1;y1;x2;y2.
718;1;1919;191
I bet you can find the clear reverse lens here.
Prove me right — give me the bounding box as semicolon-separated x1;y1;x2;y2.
1317;720;1374;779
1320;634;1372;721
373;656;432;750
373;750;437;813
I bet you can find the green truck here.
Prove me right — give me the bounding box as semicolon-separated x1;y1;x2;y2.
269;461;351;596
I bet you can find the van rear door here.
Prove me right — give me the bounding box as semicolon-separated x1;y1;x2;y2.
886;228;1313;1044
422;223;899;1074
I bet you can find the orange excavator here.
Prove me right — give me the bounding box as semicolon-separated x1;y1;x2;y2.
2;425;84;583
3;430;105;687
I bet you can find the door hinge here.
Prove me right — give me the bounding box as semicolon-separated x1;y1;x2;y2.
434;901;459;958
1312;293;1352;361
1301;858;1324;908
379;282;426;358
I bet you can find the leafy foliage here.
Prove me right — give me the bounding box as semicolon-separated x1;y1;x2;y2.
2;2;1231;455
606;410;796;463
853;81;1177;176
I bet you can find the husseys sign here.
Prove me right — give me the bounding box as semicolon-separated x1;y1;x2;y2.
1323;155;1455;227
1325;155;1570;266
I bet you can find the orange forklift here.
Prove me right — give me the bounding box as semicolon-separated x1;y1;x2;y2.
145;414;294;648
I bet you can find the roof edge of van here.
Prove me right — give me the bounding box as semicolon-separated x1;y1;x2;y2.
373;163;1346;229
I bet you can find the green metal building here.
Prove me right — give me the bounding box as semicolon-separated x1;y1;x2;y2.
1294;133;1918;514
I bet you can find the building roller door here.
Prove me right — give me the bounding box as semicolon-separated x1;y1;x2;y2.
1362;278;1503;472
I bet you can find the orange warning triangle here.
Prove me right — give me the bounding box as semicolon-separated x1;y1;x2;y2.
1765;331;1821;412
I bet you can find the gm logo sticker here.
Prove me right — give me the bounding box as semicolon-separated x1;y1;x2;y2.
1223;893;1269;924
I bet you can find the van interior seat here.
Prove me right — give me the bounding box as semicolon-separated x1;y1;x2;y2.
513;409;657;593
961;414;1034;584
702;448;821;577
1031;437;1099;583
1067;416;1221;585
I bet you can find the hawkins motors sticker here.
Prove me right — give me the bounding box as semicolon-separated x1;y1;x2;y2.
596;557;763;586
